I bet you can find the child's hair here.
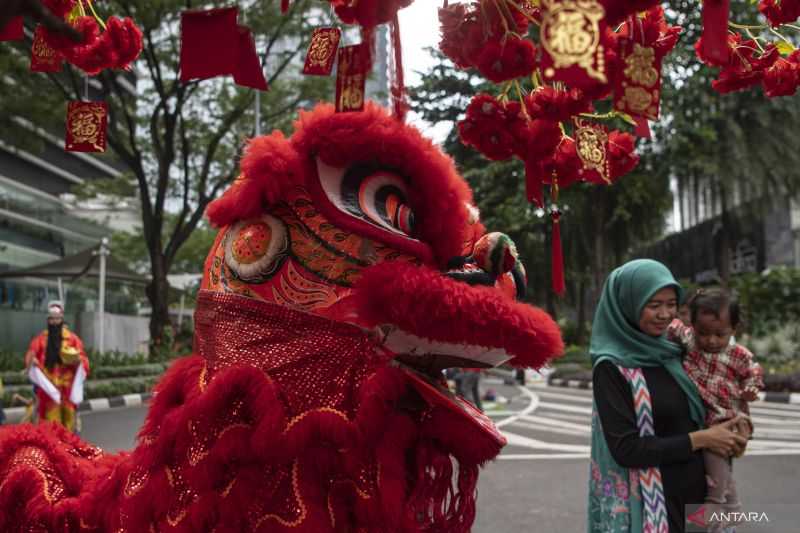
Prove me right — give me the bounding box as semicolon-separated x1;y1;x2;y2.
689;287;740;328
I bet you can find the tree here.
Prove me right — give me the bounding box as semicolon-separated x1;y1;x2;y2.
656;0;800;284
410;50;673;343
0;0;332;348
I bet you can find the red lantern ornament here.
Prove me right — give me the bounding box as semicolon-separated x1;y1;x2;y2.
31;26;64;73
65;101;107;153
540;0;608;89
0;16;24;41
303;28;341;76
335;44;370;112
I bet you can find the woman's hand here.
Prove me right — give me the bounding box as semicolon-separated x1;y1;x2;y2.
689;416;749;456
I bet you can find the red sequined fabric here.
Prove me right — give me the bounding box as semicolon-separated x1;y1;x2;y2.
194;289;387;417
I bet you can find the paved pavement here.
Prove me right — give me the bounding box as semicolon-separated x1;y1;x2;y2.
77;380;800;532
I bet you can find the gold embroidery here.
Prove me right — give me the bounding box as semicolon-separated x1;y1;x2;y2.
253;461;308;528
282;407;350;434
541;0;607;83
624;43;658;87
574;119;610;184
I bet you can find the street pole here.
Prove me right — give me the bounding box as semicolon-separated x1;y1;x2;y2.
97;238;109;355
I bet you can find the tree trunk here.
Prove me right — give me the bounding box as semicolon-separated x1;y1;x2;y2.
145;252;172;359
717;184;732;287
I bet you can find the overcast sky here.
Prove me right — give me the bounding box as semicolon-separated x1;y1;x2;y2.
398;2;450;143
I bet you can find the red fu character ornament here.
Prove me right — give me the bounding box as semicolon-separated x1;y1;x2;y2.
65;101;107;153
31;26;64;73
336;44;370;112
614;40;661;120
303;27;341;76
573;117;610;184
540;0;608;88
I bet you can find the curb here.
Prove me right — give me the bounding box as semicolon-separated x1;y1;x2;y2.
2;392;153;423
546;377;800;404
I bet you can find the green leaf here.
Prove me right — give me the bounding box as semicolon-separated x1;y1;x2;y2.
777;41;796;56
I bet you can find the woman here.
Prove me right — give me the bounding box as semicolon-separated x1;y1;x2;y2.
587;259;749;533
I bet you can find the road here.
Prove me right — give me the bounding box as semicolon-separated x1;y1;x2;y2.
78;380;800;532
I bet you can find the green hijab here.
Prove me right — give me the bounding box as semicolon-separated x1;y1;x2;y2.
590;258;705;427
587;259;705;533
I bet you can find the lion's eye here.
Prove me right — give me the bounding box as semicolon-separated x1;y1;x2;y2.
224;214;288;283
317;159;416;237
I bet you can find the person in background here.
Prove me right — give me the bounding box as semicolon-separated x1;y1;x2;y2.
24;301;89;432
588;259;748;533
667;288;763;532
456;368;483;412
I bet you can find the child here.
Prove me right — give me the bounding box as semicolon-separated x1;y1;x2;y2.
667;288;764;532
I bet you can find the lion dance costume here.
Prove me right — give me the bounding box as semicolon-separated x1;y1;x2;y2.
0;104;563;532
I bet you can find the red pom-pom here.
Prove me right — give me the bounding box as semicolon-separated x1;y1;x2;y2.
105;17;144;69
763;56;800;97
476;36;537;83
607;131;639;180
525;86;592;122
759;0;800;28
458;94;517;161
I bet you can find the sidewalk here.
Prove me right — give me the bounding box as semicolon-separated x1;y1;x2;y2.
2;392;153;424
545;375;800;405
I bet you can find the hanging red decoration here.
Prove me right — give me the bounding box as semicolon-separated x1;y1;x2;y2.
302;27;341;76
540;0;609;90
550;206;566;296
180;7;240;82
700;0;731;66
31;26;64;73
335;44;370;112
0;16;24;41
233;25;268;91
330;0;414;28
40;1;143;75
65;100;107;153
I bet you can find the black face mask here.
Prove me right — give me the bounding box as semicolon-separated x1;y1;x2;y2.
45;323;62;370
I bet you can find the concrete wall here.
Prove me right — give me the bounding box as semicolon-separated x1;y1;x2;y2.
0;309;148;355
77;311;149;355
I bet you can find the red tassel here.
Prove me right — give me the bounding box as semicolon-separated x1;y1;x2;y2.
551;209;565;296
281;0;290;13
389;14;408;121
700;0;730;65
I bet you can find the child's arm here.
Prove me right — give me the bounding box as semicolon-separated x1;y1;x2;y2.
666;318;692;348
735;344;764;402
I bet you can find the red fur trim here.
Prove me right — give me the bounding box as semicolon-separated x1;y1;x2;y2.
353;262;565;367
206;131;302;227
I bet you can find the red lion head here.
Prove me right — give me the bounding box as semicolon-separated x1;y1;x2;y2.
0;104;562;533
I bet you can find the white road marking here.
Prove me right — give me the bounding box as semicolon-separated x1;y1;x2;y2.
495;386;539;429
500;430;590;452
498;453;589;460
519;414;591;433
535;401;592;415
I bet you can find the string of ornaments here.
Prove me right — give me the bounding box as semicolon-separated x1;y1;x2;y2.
436;0;800;295
4;0;800;293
